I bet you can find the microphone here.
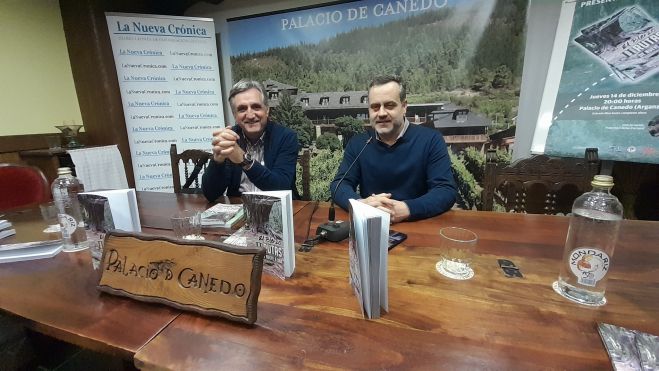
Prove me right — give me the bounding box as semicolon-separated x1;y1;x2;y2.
315;135;372;242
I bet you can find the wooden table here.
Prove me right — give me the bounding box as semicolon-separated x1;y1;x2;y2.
0;208;179;359
2;193;657;368
135;191;312;232
0;192;312;360
134;203;659;370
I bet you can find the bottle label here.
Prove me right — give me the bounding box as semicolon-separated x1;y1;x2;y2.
569;247;610;287
58;213;77;237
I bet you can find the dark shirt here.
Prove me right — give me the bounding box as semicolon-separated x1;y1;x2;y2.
202;122;299;201
331;124;457;220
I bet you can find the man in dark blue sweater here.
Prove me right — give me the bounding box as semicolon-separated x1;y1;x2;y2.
331;75;456;222
202;80;299;201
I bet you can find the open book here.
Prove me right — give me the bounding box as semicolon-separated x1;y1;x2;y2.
224;190;295;279
348;199;390;319
78;189;141;232
200;203;245;228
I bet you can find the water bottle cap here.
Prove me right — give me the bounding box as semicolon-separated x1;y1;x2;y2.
57;167;72;176
591;175;614;188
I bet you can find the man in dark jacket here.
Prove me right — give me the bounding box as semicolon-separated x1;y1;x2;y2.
202;79;299;201
331;75;456;222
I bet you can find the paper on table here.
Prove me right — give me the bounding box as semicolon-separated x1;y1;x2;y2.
0;240;63;264
0;229;16;239
0;219;15;240
598;322;659;371
635;331;659;370
0;219;11;230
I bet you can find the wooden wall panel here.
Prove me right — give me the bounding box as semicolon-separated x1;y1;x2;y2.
59;0;135;187
0;153;21;164
0;133;87;154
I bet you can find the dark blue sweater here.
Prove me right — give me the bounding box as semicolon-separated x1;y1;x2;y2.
202;122;299;201
331;124;456;220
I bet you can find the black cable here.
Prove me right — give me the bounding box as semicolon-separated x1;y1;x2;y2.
328;135;372;222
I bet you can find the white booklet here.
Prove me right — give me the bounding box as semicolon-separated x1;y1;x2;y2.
78;189;141;232
225;190;294;279
0;220;16;240
348;199;390;319
0;240;63;264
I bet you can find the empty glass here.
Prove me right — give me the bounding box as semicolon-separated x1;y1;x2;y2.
39;201;61;233
435;227;478;280
171;210;204;241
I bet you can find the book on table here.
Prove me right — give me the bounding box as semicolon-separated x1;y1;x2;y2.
1;219;61;264
0;219;16;240
200;203;245;228
348;199;390;319
0;240;63;264
223;190;294;279
78;189;141;232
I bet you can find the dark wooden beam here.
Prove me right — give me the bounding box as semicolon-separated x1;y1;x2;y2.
59;0;135;186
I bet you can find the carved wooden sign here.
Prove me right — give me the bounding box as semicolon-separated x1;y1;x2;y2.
98;231;265;324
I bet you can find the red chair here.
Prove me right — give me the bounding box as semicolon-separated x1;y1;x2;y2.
0;163;51;211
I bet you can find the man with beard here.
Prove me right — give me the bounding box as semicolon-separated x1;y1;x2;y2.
330;75;456;222
202;79;299;201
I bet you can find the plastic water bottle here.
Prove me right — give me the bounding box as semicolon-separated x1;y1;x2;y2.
52;167;88;252
555;175;623;306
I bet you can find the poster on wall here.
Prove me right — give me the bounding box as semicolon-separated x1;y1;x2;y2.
226;0;526;140
545;0;659;164
225;0;528;208
106;13;224;192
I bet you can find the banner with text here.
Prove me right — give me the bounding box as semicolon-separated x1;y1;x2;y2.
106;13;224;191
546;0;659;164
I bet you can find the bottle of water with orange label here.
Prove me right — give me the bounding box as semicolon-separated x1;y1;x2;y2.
52;167;88;252
554;175;623;306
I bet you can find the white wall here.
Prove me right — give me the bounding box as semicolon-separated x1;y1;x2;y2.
188;0;565;160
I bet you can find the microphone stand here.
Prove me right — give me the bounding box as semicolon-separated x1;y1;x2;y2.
305;136;372;247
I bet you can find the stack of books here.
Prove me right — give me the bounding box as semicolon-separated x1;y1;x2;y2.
0;219;16;240
0;240;63;264
200;203;245;229
1;219;63;264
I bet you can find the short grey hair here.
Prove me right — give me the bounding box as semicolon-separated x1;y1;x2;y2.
368;75;406;101
228;79;269;111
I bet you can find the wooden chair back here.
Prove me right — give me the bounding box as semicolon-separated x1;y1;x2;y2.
0;163;51;211
297;148;311;201
481;149;599;214
170;144;211;194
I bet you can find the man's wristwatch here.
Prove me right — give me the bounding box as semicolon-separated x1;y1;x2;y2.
240;152;254;170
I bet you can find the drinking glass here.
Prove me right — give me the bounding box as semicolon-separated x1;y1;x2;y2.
435;227;478;280
39;201;61;233
171;210;204;240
